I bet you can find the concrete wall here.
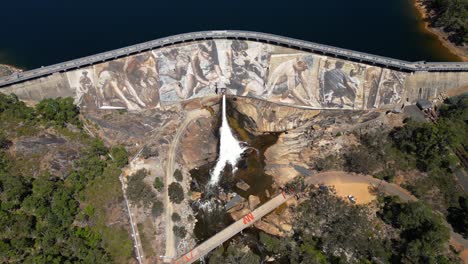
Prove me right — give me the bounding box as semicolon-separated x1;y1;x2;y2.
1;73;74;103
404;71;468;102
1;39;466;111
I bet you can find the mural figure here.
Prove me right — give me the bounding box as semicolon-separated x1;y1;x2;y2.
124;54;160;108
363;67;382;109
77;71;92;105
321;60;358;108
156;48;191;100
225;40;269;97
266;56;315;106
96;60;147;110
157;41;227;101
62;40;407;110
187;41;227;97
66;68;98;109
377;70;405;106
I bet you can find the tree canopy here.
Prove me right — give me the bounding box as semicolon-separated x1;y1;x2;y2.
168;182;184;204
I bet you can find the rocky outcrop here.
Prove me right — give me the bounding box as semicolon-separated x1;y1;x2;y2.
227;96;321;185
253;209;294;237
85;109;181;149
12;131;84;177
248;195;261;210
229;96;320;134
180;114;218;170
228;196;294;237
236;180;250;191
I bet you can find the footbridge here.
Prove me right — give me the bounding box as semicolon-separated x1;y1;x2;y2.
173;192;293;264
1;30;467;88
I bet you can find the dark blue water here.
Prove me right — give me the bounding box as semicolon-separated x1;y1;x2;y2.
0;0;460;70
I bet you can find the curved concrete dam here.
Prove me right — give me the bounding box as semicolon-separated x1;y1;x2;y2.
0;30;467;111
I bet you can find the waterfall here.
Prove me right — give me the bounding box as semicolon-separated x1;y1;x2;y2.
209;94;246;185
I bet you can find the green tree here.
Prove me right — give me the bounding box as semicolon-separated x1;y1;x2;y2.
448;196;468;238
172;212;181;222
224;241;260;264
0;93;35;120
152;200;164;217
35;97;81;127
259;232;281;253
0;133;12;149
379;198;451;262
173;169;183;182
110;145;128;168
168;182;184;204
0;174;31;210
127;169;156;207
173;225;186;238
89;139;108;156
153;177;164;191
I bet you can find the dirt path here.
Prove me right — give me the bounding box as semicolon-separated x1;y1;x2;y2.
164;109;211;260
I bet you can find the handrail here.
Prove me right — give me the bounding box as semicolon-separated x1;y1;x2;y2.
1;30;467;88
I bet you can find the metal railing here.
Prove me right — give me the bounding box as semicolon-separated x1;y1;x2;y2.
1;30;467;88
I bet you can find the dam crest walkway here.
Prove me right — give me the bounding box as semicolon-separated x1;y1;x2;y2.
1;30;467;88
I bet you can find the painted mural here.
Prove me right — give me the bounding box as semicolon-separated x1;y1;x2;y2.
65;39;408;110
67;53;160;110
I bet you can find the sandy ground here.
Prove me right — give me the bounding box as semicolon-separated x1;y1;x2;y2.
460;249;468;264
309;171;376;204
309;170;468;263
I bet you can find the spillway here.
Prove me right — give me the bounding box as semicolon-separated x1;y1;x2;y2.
209;94;246;185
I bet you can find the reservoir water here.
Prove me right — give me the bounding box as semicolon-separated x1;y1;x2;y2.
0;0;461;70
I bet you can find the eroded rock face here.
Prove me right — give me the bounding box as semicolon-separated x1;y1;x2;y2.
228;96;321;185
84;109;180;148
229;96;320;134
12;131;83;177
181;115;218;170
248;195;261;210
253;208;294;237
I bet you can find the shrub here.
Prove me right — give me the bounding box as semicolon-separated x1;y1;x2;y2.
259;232;281;253
35;97;81;127
173;169;183;182
343;146;379;174
171;213;181;222
127;169;155;207
0;133;12;149
374;168;396;182
314;155;342;171
153;177;164;192
173;226;186;238
152;200;164;217
110;146;128;168
168;182;184;204
89;139;108;156
141;145;157;159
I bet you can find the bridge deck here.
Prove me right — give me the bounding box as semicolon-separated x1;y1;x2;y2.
1;30;467;88
174;192;292;264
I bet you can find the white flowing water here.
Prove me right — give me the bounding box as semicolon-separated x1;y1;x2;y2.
209;95;246;185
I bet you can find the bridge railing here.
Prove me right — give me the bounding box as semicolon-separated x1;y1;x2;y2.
1;30;467;88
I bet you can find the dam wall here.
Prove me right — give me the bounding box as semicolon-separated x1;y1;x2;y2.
1;32;467;111
404;71;468;101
